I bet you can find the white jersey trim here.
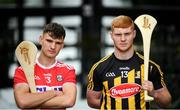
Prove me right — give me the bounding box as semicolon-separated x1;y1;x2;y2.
36;59;57;69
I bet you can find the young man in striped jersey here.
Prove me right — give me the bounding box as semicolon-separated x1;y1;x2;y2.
86;15;171;109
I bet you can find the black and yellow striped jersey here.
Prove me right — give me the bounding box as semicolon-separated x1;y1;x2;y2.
87;52;166;109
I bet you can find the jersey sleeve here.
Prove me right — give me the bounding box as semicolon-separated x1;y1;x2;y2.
149;64;166;90
63;65;76;84
13;67;28;87
87;64;103;91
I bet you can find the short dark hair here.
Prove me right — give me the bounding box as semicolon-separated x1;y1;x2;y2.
43;22;66;39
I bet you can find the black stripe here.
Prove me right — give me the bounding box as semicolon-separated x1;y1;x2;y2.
135;78;141;109
104;88;107;109
109;79;115;109
121;77;128;109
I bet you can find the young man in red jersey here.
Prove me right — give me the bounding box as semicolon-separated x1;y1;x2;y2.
14;23;77;109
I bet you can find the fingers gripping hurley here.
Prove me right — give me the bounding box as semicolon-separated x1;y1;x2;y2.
134;14;157;101
15;41;38;93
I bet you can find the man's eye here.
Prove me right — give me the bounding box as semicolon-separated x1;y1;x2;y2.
56;42;62;45
46;39;53;42
124;33;130;36
115;34;122;36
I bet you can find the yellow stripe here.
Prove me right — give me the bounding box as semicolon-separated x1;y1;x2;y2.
128;69;135;109
114;77;122;109
103;81;111;110
140;65;146;109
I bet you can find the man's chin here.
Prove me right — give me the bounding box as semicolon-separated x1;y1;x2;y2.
118;48;128;52
47;54;56;59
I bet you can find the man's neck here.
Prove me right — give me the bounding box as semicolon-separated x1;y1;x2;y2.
38;54;56;67
114;47;134;60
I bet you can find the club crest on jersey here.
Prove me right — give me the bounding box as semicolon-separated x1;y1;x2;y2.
135;71;141;78
56;75;63;81
109;83;141;99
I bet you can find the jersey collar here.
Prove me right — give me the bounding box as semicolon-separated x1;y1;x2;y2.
36;59;57;69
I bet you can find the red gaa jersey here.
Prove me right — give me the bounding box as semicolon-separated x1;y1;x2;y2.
14;60;76;92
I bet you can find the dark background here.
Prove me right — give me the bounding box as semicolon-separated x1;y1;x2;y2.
0;0;180;108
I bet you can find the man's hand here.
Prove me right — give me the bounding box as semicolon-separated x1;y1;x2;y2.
142;80;155;97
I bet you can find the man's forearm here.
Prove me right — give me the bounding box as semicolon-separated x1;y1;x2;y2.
88;99;101;109
153;88;172;108
17;91;56;108
41;84;77;109
41;93;76;109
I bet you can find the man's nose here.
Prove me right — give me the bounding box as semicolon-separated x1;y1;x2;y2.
120;34;126;41
50;42;56;49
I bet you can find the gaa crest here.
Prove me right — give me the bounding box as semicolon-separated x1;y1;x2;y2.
57;75;63;81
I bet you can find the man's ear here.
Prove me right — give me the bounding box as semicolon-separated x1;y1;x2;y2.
62;43;65;48
110;31;113;39
133;30;136;39
39;35;43;45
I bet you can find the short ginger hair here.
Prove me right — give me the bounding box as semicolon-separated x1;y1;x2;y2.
111;15;134;31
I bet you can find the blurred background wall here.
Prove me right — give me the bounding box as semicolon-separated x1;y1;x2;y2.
0;0;180;109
